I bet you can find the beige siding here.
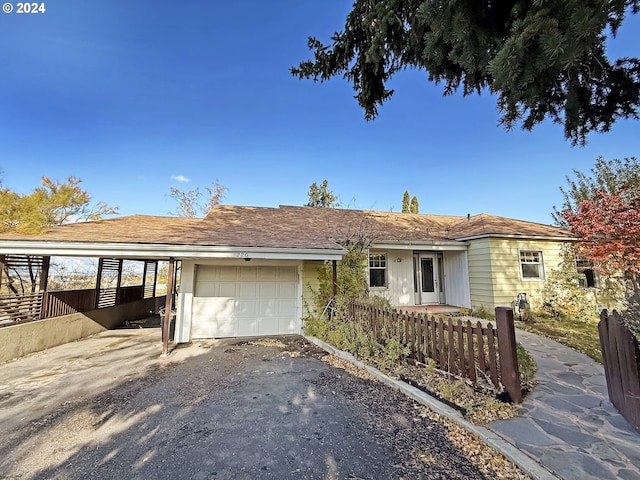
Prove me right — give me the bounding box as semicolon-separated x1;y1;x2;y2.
467;238;495;308
467;238;567;309
302;260;324;318
487;238;564;309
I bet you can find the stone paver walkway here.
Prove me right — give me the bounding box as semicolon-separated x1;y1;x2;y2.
489;327;640;480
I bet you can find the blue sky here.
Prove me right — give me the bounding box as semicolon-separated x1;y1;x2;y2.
1;1;638;225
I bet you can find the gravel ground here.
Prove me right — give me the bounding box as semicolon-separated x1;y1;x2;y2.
0;334;529;479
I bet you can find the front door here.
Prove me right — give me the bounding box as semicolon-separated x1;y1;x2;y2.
417;254;440;304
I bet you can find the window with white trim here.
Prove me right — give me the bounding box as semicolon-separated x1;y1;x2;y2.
369;253;387;287
520;250;544;280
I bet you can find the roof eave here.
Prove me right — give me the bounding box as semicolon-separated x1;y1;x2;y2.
454;234;579;242
370;240;468;251
0;241;346;261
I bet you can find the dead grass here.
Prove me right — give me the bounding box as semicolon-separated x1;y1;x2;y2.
393;362;520;425
516;315;602;363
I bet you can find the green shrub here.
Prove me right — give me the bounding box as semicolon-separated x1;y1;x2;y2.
541;244;599;321
516;342;537;389
471;305;495;321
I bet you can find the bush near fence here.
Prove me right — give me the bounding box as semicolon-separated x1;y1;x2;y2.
599;310;640;431
348;302;522;403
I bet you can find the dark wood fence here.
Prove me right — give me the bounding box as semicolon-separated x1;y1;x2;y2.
599;310;640;431
349;302;522;402
0;293;43;326
42;289;97;318
1;285;150;327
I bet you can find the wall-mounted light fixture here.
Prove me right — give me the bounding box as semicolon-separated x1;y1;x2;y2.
396;257;402;263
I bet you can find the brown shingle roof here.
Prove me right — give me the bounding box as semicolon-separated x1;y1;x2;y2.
447;213;574;239
0;205;574;249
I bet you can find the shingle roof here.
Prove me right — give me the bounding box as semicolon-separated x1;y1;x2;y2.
0;205;574;250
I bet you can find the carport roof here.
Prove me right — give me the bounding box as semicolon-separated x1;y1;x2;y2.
0;205;574;258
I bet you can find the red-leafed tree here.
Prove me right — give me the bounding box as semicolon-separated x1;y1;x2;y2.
563;190;640;307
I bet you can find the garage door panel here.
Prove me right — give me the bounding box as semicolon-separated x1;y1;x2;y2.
239;283;258;297
192;298;238;338
277;268;297;282
192;266;298;338
258;317;277;335
219;283;238;297
240;267;259;281
218;266;240;281
279;317;297;333
260;300;275;315
277;299;297;313
259;268;277;281
278;284;296;298
260;283;277;297
237;299;258;315
238;318;258;336
194;281;216;297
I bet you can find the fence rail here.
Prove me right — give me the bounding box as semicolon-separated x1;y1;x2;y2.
0;292;43;325
349;302;522;402
599;310;640;431
1;285;149;327
42;289;97;318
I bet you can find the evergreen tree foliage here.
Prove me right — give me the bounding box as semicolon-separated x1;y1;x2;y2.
553;157;640;227
306;179;339;208
410;196;419;214
402;190;410;213
292;0;640;145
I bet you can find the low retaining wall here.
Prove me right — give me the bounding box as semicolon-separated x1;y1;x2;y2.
0;296;164;364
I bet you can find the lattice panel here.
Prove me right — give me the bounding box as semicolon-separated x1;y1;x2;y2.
2;255;45;269
143;260;157;299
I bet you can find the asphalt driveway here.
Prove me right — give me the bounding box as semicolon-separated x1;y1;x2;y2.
0;327;489;479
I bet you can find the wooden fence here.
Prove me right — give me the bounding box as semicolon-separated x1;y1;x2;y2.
0;285;150;327
599;310;640;431
0;292;43;326
42;289;97;318
349;302;522;402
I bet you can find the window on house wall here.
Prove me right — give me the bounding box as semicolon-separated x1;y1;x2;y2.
520;250;544;280
369;253;387;287
576;258;598;288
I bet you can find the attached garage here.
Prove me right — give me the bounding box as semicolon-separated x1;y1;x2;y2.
191;265;299;338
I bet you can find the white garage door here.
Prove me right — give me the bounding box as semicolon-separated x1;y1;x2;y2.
191;265;299;338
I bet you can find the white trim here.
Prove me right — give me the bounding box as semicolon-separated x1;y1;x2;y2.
371;241;467;251
297;263;303;335
0;241;345;261
455;234;577;242
368;252;388;288
519;249;546;281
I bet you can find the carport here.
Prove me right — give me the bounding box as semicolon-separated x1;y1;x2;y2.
0;213;345;361
0;250;180;360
